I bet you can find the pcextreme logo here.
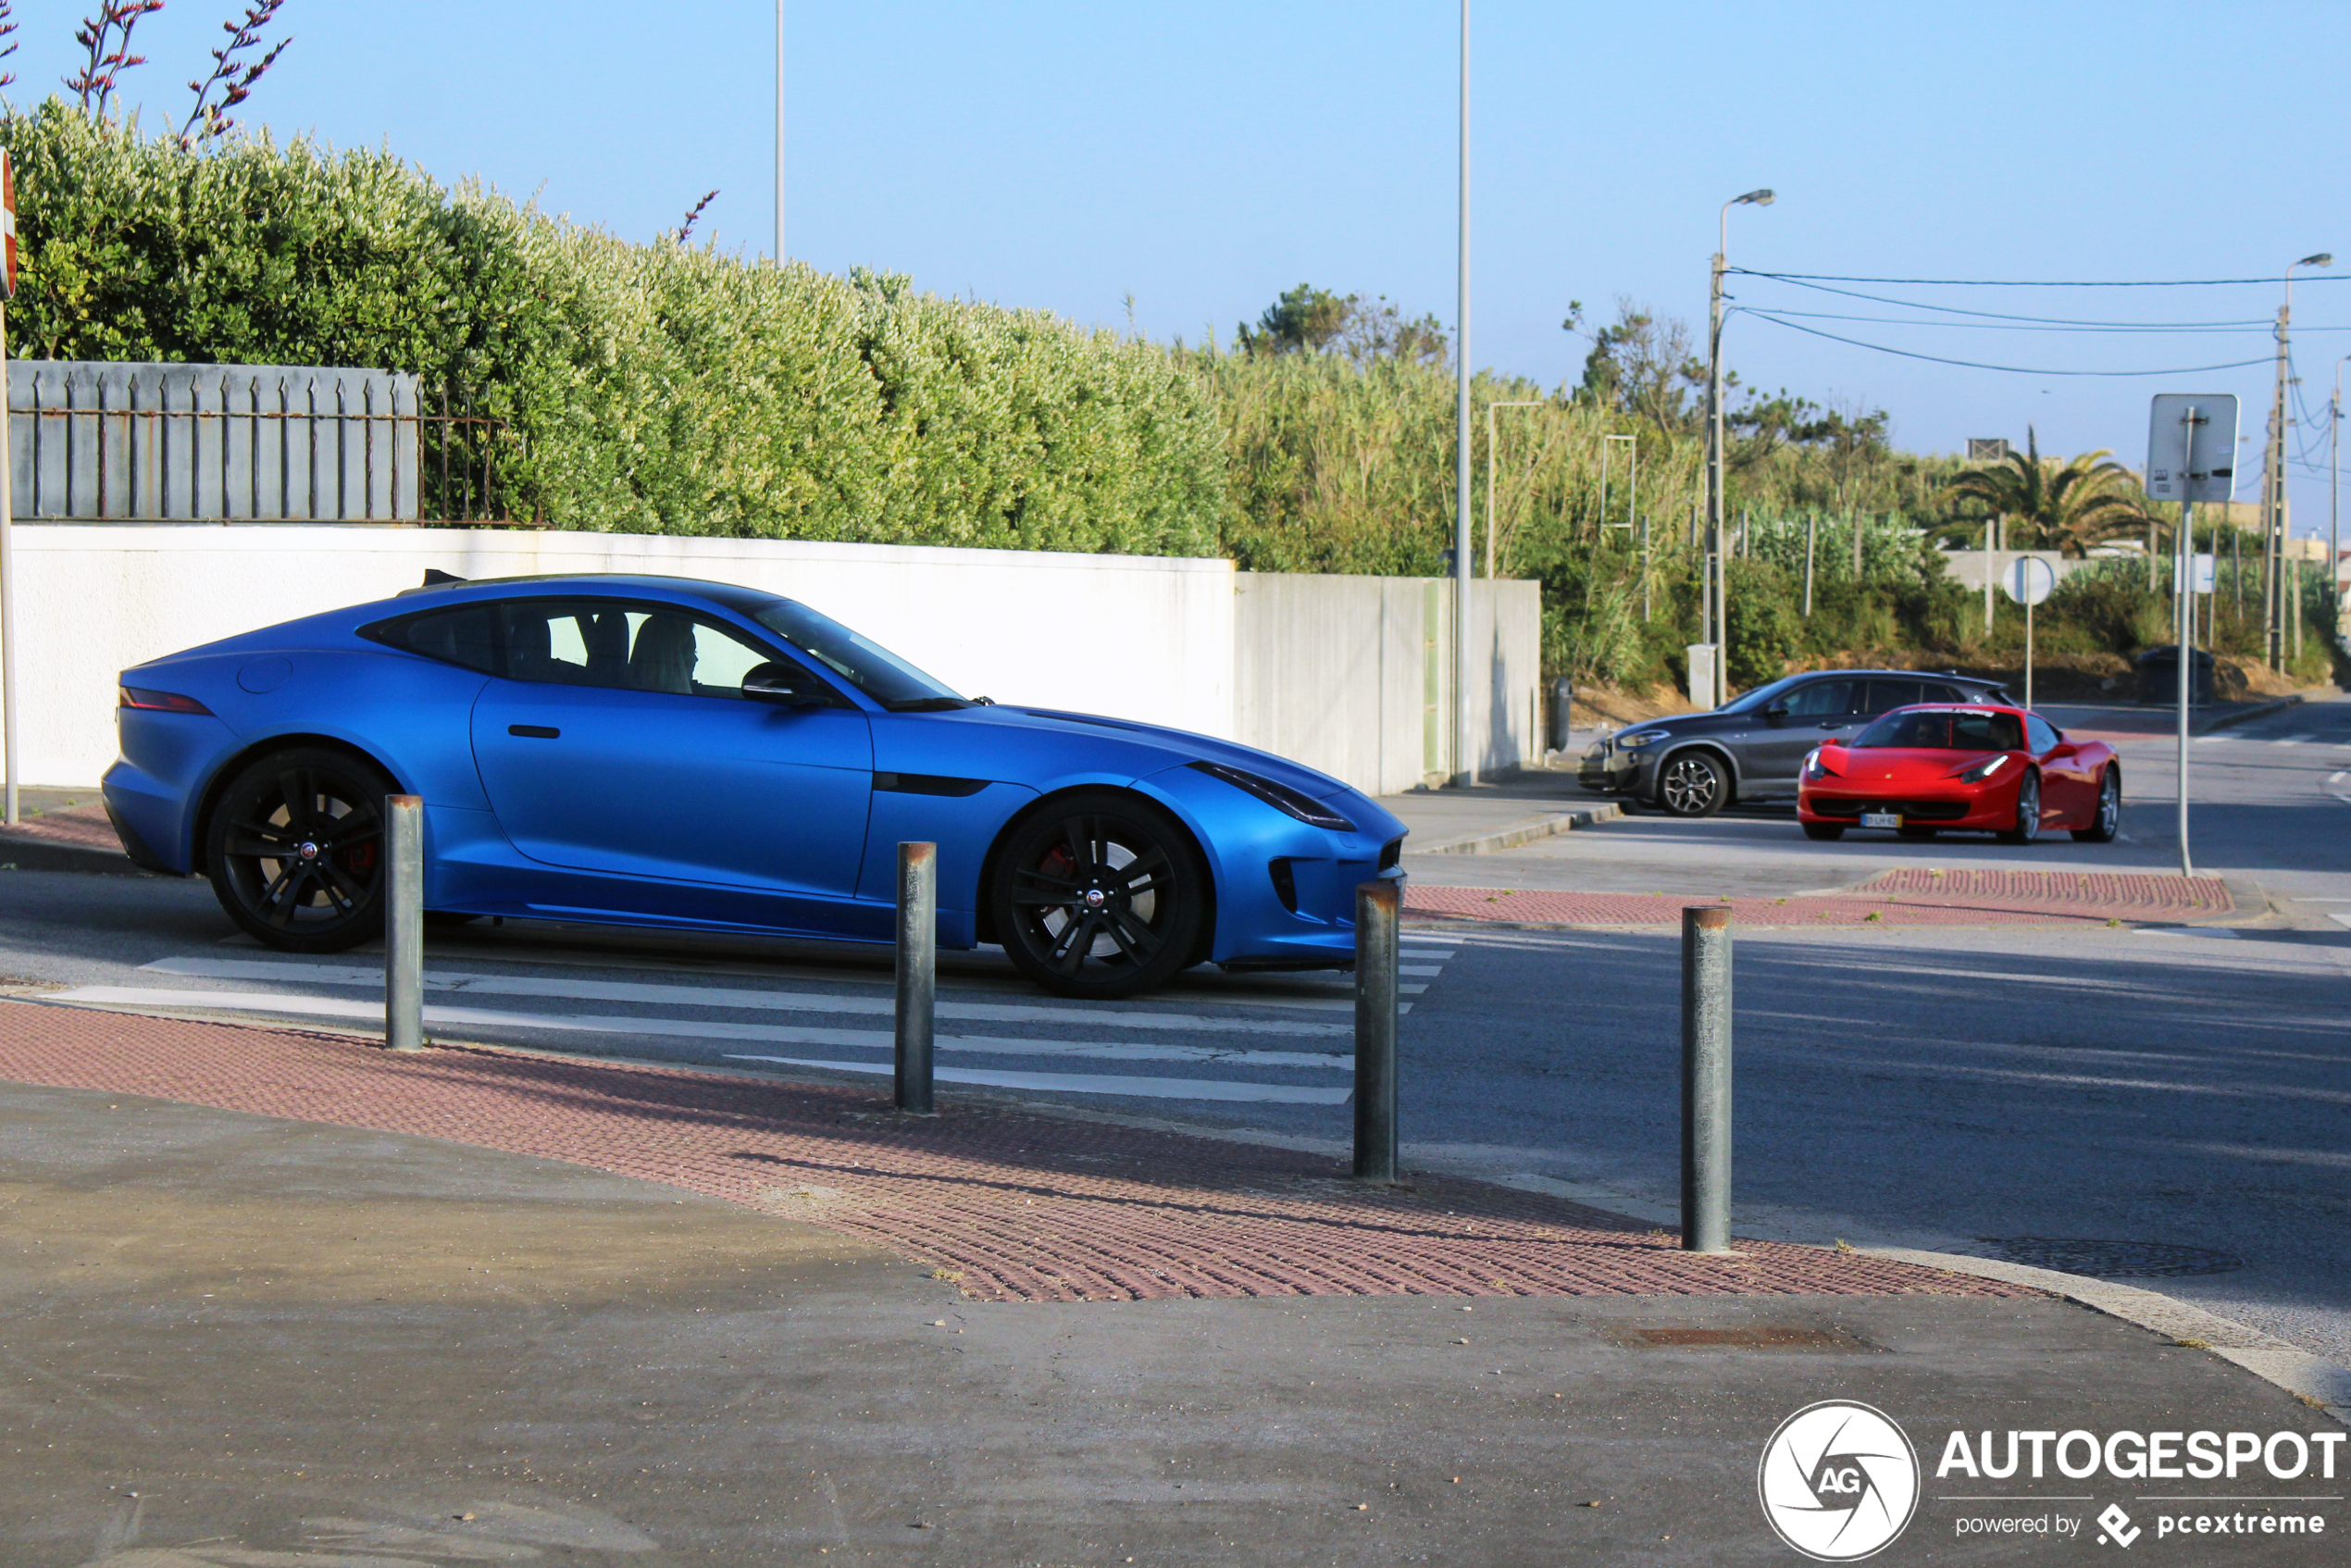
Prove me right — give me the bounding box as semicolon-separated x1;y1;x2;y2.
1758;1400;1922;1562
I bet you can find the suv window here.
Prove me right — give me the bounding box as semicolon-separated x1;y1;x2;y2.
1863;678;1924;713
1920;682;1962;703
502;601;798;699
1784;679;1856;717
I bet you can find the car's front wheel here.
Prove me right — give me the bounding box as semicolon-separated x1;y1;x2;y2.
1656;753;1728;817
1997;770;2043;846
2071;766;2121;843
205;746;396;952
989;790;1209;999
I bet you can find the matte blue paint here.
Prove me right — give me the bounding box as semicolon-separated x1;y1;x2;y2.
101;574;1407;977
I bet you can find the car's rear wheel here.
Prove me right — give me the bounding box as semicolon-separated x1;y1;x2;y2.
989;790;1208;1000
1801;821;1845;840
2071;766;2121;843
1997;770;2043;846
205;747;396;952
1656;753;1728;817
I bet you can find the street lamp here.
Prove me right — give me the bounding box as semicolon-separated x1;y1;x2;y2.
1707;188;1773;706
2334;353;2350;644
2263;251;2331;667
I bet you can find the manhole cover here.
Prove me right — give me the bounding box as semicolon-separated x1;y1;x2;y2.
1976;1238;2243;1278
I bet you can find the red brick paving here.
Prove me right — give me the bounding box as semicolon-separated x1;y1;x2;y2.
1408;867;2234;929
0;1001;2029;1306
0;802;120;854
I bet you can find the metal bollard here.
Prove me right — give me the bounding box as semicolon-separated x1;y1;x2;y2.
1680;905;1734;1252
384;794;425;1052
894;841;937;1114
1353;879;1400;1183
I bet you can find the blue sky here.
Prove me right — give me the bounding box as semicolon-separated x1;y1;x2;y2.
13;1;2351;531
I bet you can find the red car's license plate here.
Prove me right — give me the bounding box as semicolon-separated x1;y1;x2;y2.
1860;811;1900;828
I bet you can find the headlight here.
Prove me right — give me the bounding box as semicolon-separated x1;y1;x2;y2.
1188;761;1357;831
1618;728;1671;749
1953;754;2009;784
1801;747;1833;781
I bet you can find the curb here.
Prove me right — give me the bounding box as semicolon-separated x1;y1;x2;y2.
2191;692;2304;736
1862;1247;2351;1429
1411;802;1623;856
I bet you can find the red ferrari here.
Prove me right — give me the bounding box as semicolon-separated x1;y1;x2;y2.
1796;703;2121;844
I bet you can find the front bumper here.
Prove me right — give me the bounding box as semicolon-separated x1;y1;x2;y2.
1797;781;2007;829
1577;737;1661;796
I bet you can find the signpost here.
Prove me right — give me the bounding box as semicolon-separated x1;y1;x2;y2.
2146;393;2241;878
0;148;18;826
2000;555;2057;711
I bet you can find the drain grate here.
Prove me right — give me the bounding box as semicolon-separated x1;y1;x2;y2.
1976;1238;2244;1278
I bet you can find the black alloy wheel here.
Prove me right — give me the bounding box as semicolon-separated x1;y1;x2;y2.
1998;769;2043;846
1801;821;1845;841
1656;753;1727;818
2072;766;2122;843
990;790;1208;999
205;747;396;952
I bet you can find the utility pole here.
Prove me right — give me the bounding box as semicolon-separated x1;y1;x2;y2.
1452;0;1474;784
2268;254;2332;668
790;0;799;263
1710;189;1772;709
775;0;786;263
2335;355;2349;644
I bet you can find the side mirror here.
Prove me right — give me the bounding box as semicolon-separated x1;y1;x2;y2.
1763;702;1790;724
741;662;829;707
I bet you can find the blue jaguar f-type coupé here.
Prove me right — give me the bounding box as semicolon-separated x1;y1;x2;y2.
102;573;1407;998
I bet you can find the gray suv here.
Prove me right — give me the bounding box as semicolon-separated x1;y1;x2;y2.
1577;669;2013;816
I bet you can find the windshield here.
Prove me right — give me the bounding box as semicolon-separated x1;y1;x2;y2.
1718;674;1811;716
748;599;967;712
1855;709;2022;752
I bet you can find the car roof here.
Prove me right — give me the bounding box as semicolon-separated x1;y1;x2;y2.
1787;669;1997;683
1881;702;2032;717
389;573;778;614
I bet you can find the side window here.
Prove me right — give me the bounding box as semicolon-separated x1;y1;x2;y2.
1863;678;1923;714
2025;715;2061;753
500;600;792;699
1920;683;1962;703
377;604;499;674
1784;679;1854;717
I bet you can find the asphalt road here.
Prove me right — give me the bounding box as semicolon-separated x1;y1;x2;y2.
2;691;2345;1366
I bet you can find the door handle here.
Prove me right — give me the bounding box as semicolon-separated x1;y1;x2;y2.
508;724;560;739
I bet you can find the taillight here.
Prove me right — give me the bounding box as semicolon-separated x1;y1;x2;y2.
118;687;213;716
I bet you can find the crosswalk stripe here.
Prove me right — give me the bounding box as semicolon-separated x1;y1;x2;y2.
719;1055;1353;1103
46;987;1361;1070
140;956;1358;1038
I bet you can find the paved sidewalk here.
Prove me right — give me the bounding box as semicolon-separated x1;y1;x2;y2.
2;1018;2341;1565
0;1001;2014;1305
1405;866;2245;930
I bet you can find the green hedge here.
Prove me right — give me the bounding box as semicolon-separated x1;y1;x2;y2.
0;102;1228;552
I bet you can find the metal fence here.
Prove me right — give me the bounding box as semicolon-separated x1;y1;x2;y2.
6;362;525;525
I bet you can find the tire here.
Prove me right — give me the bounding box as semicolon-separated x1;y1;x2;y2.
1997;769;2043;846
1801;822;1845;840
2071;766;2121;843
1897;825;1939;840
205;746;398;952
1655;752;1729;818
989;790;1210;1000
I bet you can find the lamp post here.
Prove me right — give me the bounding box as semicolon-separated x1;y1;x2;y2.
2334;355;2349;644
775;0;786;262
2264;252;2331;668
1452;0;1474;784
1486;400;1544;579
1709;188;1773;707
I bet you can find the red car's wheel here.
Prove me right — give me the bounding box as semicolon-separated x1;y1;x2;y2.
1997;769;2042;845
2071;766;2121;843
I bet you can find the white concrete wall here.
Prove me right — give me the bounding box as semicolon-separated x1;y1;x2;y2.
6;526;1237;788
1234;572;1541;796
5;525;1544;796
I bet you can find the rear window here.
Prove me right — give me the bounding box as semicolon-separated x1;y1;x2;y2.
1855;709;2023;752
371;604;499;674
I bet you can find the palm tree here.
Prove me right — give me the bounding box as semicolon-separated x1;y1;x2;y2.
1936;427;2157;558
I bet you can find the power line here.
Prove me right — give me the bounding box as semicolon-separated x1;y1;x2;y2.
1741;305;2275;335
1741;311;2275;376
1732;267;2351;289
1735;272;2278;328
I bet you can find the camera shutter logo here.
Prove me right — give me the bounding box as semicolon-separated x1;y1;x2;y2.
1757;1400;1921;1561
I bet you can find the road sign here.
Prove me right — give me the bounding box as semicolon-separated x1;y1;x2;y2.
2146;394;2240;504
1;149;13;300
2001;555;2056;607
